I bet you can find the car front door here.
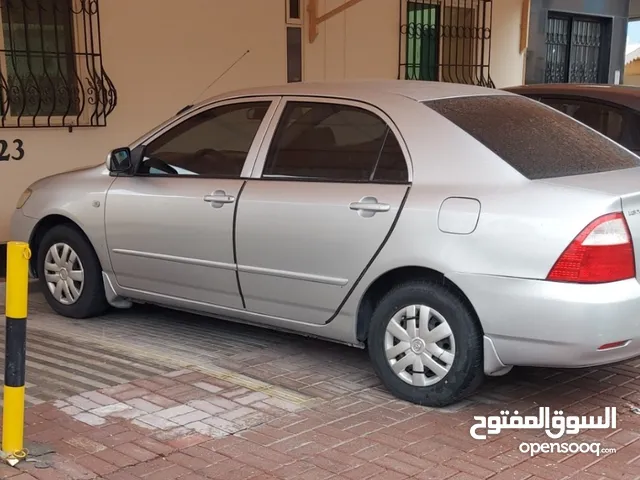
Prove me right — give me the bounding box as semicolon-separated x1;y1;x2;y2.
105;97;279;309
235;98;411;325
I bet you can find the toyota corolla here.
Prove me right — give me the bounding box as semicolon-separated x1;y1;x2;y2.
11;80;640;407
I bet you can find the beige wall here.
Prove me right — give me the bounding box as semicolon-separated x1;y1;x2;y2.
0;0;288;242
304;0;400;81
304;0;525;86
0;0;525;242
625;75;640;85
625;74;640;85
625;60;640;85
491;0;527;88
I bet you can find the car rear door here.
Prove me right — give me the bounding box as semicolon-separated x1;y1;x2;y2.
234;97;411;325
105;97;279;309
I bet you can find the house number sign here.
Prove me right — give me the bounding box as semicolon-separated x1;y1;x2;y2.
0;139;25;161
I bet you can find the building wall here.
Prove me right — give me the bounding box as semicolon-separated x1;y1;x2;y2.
624;73;640;85
0;0;287;242
624;60;640;85
304;0;525;87
491;0;528;88
526;0;630;84
304;0;400;81
0;0;525;243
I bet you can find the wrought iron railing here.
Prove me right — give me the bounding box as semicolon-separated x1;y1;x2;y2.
0;0;116;129
398;0;494;88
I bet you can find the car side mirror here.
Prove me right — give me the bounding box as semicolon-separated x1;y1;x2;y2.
107;147;132;173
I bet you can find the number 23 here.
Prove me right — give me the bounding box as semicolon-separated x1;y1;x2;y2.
0;139;24;161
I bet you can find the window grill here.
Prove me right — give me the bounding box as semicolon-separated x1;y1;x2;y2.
0;0;116;129
544;13;608;84
398;0;494;88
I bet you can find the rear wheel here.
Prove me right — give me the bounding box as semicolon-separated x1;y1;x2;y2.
367;281;484;407
37;224;109;319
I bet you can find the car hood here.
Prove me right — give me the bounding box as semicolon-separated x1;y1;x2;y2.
29;163;108;190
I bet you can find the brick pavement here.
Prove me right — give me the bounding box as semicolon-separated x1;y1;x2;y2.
0;364;638;480
0;284;639;478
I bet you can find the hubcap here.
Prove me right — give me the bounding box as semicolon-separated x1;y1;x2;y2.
384;305;456;387
44;243;85;305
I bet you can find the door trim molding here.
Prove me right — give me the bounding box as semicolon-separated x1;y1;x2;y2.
237;264;348;286
111;249;236;271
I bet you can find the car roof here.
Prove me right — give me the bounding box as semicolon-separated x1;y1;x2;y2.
197;79;511;107
503;83;640;110
140;80;514;151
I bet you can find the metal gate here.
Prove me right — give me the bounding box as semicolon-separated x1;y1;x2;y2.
544;14;608;84
398;0;494;88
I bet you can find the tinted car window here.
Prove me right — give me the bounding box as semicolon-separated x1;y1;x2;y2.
621;112;640;152
139;102;270;177
263;102;408;183
372;128;409;183
425;95;640;180
541;98;625;144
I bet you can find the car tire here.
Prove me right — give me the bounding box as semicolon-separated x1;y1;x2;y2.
367;280;484;407
37;224;109;319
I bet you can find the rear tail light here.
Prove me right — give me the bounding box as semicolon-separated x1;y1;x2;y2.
547;212;635;283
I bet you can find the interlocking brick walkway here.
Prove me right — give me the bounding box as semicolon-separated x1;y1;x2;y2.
0;364;638;480
0;283;639;478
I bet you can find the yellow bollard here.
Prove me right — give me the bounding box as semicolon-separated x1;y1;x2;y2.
2;241;30;462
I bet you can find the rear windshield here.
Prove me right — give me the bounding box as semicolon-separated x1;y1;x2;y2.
424;95;640;180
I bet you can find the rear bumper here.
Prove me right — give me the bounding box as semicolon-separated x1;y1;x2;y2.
448;272;640;368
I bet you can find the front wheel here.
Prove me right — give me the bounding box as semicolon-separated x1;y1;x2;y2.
367;281;484;407
37;224;109;319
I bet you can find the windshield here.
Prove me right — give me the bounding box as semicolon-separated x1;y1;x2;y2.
424;95;640;180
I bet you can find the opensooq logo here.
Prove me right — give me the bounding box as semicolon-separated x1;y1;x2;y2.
469;406;617;440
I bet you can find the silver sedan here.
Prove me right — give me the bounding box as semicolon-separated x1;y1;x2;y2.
11;80;640;407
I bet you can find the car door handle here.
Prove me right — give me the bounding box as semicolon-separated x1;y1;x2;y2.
204;195;235;203
349;200;390;213
204;190;235;207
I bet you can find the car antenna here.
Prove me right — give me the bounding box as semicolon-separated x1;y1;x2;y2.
175;49;251;116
